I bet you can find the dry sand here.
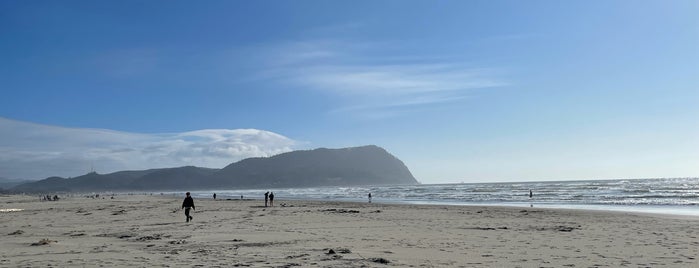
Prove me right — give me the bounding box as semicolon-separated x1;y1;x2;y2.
1;194;698;267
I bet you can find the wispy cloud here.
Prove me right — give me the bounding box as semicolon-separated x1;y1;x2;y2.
0;117;296;180
292;64;504;96
257;40;507;118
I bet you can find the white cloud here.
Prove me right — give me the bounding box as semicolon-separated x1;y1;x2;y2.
0;117;296;180
294;64;503;95
259;40;506;117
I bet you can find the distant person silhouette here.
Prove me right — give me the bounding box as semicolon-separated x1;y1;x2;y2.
213;193;216;200
368;193;372;203
182;192;195;222
269;192;275;207
264;191;269;207
529;189;533;199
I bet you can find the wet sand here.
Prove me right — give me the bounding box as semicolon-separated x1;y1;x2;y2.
1;194;698;267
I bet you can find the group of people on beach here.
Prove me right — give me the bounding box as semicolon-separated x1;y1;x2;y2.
41;195;59;201
180;191;278;222
264;191;274;207
180;190;378;222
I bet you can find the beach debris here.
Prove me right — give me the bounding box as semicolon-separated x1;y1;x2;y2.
192;248;212;255
136;234;162;241
321;251;342;261
555;225;580;232
324;247;351;254
31;238;57;246
368;257;390;264
557;226;574;232
534;225;581;232
8;230;24;235
463;226;509;231
168;239;187;245
286;253;310;259
235;240;297;247
322;208;360;213
112;209;126;215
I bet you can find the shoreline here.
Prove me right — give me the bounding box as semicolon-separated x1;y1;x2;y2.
187;194;699;218
2;194;699;267
7;191;699;218
402;201;699;218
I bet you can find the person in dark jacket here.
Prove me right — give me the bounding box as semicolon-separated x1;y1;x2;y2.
269;192;274;207
182;192;195;222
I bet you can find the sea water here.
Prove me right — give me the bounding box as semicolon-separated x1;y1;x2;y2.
184;177;699;216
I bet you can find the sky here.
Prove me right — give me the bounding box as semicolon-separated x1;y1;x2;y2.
1;1;698;183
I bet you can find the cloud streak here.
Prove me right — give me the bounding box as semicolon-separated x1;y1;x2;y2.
0;117;296;180
294;64;503;95
258;40;507;117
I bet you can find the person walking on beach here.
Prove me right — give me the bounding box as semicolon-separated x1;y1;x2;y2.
368;192;372;203
264;191;269;207
213;193;216;200
269;192;275;207
182;192;195;222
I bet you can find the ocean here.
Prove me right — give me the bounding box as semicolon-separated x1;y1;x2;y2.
184;177;699;216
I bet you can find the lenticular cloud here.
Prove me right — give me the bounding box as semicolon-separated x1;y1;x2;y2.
0;117;296;180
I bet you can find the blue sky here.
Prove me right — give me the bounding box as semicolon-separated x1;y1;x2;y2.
1;1;698;183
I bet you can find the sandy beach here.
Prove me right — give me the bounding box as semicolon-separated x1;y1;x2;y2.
1;194;697;267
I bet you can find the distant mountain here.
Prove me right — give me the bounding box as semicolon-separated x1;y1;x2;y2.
12;169;170;192
0;177;36;190
129;166;219;190
209;145;417;188
11;145;418;192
